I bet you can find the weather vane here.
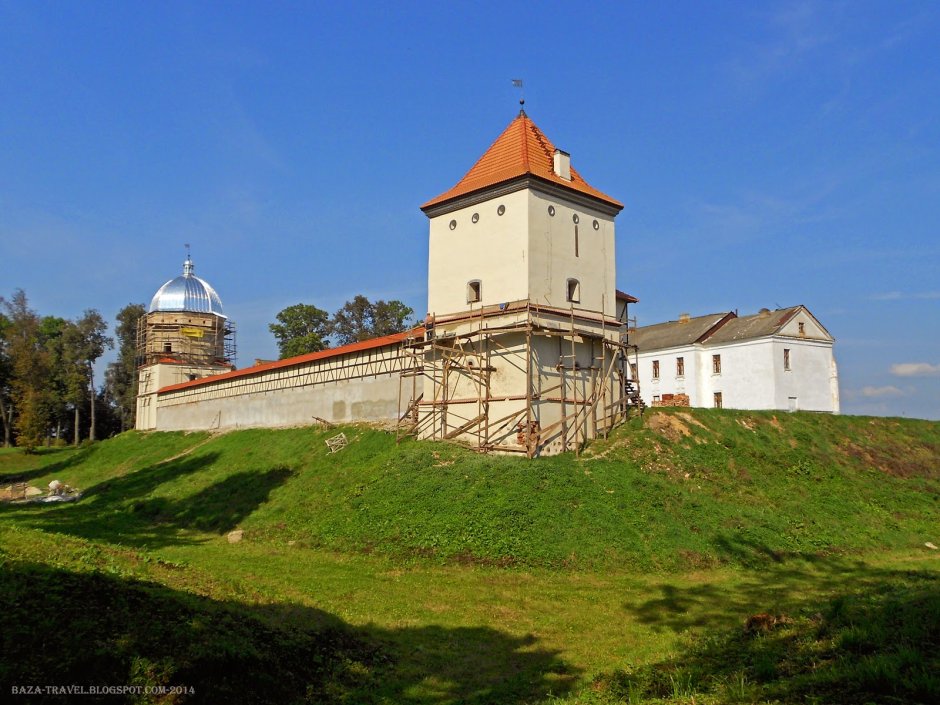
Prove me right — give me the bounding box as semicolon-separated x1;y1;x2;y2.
185;243;191;260
512;79;525;109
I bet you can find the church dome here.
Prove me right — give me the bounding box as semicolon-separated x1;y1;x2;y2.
149;257;225;316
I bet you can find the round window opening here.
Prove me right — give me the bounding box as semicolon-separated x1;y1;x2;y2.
593;219;600;230
497;205;506;216
471;213;480;223
547;205;556;217
572;214;580;224
449;220;457;230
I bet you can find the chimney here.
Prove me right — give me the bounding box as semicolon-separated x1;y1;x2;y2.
758;308;771;318
678;313;691;324
553;149;571;181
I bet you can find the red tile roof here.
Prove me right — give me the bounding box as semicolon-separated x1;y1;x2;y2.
157;327;423;395
421;112;623;211
616;290;639;303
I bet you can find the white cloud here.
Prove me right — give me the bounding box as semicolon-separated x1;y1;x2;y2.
891;363;940;377
860;385;904;398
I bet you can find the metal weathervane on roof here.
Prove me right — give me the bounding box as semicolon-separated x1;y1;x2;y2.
512;78;525;111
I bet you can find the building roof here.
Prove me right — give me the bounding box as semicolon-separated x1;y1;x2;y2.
149;257;225;316
632;305;831;352
616;290;639;303
421;111;623;212
631;312;733;351
705;306;827;344
158;327;423;395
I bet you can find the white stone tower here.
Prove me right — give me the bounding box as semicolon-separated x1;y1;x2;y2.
407;110;634;455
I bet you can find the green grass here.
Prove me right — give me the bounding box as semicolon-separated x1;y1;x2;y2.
0;409;938;703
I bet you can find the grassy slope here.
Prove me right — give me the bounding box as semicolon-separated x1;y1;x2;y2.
4;408;937;570
1;410;938;703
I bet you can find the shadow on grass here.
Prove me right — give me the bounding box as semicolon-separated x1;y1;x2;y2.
1;453;293;548
621;535;930;634
608;559;939;704
0;557;577;705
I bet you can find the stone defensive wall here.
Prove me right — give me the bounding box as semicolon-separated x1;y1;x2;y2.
151;329;421;432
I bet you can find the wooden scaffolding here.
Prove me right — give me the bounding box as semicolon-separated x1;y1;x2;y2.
396;302;643;457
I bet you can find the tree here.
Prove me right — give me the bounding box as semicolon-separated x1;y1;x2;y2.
2;290;53;450
330;296;414;346
105;303;145;431
68;310;113;442
330;295;374;346
0;311;13;446
372;299;415;337
269;304;330;360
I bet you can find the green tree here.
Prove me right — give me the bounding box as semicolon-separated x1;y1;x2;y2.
105;303;145;431
39;316;71;443
268;304;330;360
330;296;414;346
2;290;53;450
68;310;113;442
0;311;13;446
372;299;415;337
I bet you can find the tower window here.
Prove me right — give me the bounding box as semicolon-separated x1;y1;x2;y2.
467;280;482;303
566;278;580;303
574;224;579;257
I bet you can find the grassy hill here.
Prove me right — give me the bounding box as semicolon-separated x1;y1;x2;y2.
2;408;937;570
1;409;938;703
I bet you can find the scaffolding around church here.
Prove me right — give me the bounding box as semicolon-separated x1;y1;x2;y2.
396;300;643;457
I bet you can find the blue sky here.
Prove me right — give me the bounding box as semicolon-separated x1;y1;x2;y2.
1;1;938;419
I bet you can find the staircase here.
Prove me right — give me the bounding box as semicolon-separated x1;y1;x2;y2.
623;379;646;413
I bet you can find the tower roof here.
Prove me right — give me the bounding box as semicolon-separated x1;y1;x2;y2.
148;256;225;316
421;111;623;212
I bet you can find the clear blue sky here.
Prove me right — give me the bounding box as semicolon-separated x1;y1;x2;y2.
1;1;938;419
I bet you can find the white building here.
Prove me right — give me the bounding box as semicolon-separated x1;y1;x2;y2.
631;306;840;413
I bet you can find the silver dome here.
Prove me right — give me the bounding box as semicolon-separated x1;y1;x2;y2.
148;258;225;316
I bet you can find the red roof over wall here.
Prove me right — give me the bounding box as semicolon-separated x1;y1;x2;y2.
157;328;422;395
421;112;623;211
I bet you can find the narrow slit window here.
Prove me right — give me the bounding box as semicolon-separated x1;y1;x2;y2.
652;360;660;379
574;225;579;257
566;278;580;303
784;348;791;371
467;280;482;304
